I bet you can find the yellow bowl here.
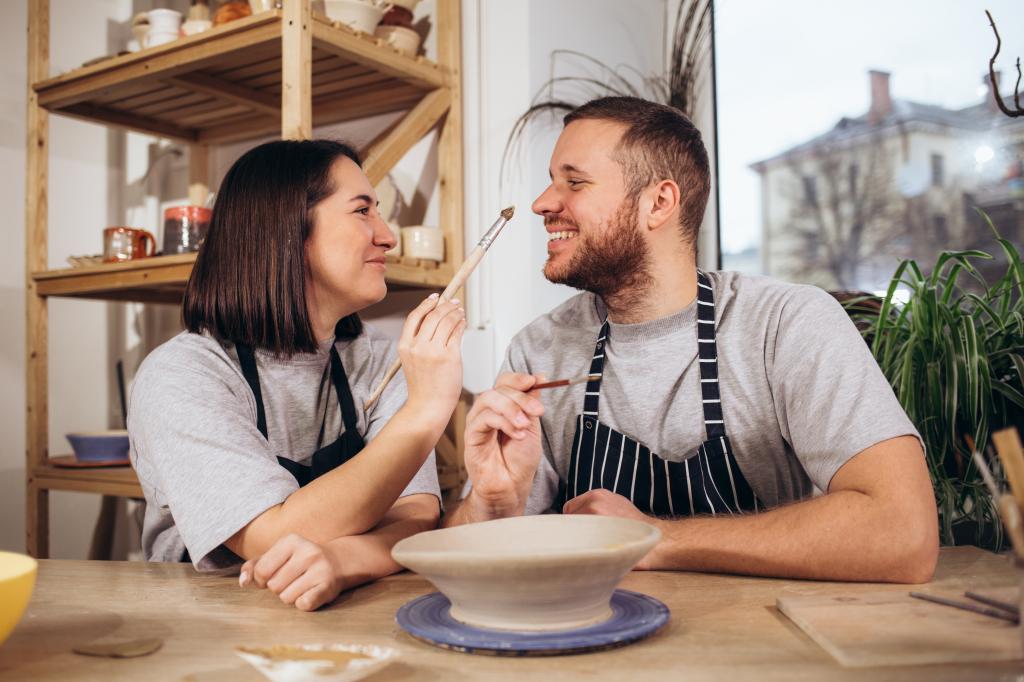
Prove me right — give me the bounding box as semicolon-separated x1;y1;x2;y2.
0;552;37;646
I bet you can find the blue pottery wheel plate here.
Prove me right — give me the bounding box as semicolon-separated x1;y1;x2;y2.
395;589;670;656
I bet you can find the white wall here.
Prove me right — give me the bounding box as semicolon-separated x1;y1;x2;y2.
1;0;141;557
1;0;702;556
459;0;675;389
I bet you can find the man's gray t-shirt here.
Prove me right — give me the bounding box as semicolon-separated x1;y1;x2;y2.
129;324;440;571
502;271;921;515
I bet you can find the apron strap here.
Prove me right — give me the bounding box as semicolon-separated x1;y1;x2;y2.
235;342;268;439
695;270;726;440
582;322;610;419
237;342;361;442
329;344;360;434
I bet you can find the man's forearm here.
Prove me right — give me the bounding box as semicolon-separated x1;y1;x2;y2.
328;495;441;591
649;489;936;583
441;489;526;527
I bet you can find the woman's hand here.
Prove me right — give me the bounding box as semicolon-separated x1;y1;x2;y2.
238;533;345;611
397;293;466;428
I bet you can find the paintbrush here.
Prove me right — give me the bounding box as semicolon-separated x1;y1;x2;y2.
364;206;516;409
970;446;1024;558
532;374;602;390
993;428;1024;512
909;591;1020;624
971;448;1002;500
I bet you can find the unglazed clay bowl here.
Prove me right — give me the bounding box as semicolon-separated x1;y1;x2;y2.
391;515;660;632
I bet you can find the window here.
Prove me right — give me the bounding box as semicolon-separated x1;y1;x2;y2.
802;176;818;207
715;0;1024;292
931;153;945;188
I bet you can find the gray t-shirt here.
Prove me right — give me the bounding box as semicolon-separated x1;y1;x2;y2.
501;271;921;515
129;324;440;571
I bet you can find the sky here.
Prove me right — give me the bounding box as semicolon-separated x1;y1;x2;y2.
714;0;1024;254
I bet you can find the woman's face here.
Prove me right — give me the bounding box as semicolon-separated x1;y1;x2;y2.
305;157;397;332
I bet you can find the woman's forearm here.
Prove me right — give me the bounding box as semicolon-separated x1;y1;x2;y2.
326;494;441;590
228;406;445;559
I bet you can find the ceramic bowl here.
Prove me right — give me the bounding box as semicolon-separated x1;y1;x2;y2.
0;552;37;646
66;430;130;461
391;515;660;631
325;0;384;33
374;25;421;56
182;19;212;35
236;643;398;682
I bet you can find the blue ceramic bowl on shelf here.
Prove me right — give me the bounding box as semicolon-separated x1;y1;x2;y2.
65;430;130;461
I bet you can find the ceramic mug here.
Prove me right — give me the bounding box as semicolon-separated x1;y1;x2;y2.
103;227;156;263
145;9;181;47
374;25;420;56
401;226;444;261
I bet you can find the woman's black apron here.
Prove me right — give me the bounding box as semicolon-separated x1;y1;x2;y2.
557;271;760;516
236;342;365;486
183;342;363;562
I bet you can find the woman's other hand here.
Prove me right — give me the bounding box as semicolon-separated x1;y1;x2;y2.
397;293;466;428
238;533;344;611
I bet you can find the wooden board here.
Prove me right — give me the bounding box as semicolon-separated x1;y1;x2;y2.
777;587;1023;667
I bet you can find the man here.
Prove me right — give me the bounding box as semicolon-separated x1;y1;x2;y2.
444;96;938;583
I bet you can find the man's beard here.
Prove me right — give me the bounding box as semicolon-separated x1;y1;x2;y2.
544;198;652;303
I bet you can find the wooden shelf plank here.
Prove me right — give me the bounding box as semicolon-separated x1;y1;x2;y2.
33;254;196;303
32;464;142;499
32;252;450;301
311;19;446;90
32;12;447;144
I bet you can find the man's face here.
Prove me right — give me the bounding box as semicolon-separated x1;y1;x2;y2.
532;119;650;297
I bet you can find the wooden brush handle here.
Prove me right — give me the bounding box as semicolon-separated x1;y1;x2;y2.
998;494;1024;559
440;246;485;300
993;428;1024;512
364;245;486;409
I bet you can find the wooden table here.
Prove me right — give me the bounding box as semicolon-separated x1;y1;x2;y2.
0;547;1020;680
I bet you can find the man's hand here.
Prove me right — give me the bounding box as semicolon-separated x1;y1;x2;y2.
238;533;345;611
563;489;662;569
462;373;545;518
561;488;651;522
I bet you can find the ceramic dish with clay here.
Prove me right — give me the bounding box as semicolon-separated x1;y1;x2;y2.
236;644;398;682
391;514;660;632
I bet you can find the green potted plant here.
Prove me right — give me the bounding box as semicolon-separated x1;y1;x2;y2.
846;213;1024;549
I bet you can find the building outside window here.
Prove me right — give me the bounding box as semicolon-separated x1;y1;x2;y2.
716;0;1024;294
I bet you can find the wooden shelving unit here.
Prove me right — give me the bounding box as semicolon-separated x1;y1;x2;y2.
25;0;466;557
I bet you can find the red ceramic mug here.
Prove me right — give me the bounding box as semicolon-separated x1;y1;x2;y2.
103;227;156;263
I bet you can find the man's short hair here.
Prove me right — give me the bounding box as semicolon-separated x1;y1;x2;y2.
564;96;711;246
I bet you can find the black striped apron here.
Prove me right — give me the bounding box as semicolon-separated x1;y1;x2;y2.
557;271;759;516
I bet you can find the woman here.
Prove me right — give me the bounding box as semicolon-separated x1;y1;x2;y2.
128;139;464;611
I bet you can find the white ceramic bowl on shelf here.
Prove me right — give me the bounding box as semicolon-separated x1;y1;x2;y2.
374;25;421;56
325;0;385;33
391;515;660;632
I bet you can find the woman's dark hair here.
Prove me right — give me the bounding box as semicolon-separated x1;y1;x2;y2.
183;139;363;356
